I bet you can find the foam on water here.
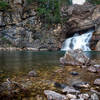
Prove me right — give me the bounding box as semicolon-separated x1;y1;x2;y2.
61;30;94;51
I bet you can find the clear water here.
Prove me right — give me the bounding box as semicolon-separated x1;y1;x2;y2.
0;51;100;77
0;51;100;99
0;51;62;78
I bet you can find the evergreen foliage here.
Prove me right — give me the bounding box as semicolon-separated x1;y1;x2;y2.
0;1;9;10
88;0;100;5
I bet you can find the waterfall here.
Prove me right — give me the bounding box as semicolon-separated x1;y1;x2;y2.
72;0;86;5
61;29;94;51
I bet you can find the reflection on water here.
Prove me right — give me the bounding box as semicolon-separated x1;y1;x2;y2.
0;51;100;77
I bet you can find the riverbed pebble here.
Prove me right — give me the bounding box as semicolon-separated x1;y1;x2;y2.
28;70;37;77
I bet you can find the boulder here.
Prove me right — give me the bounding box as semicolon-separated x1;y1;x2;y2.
62;86;80;93
44;90;67;100
61;3;96;35
61;3;100;49
96;40;100;51
60;49;95;66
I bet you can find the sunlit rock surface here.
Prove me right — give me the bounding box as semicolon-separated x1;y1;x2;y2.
60;49;95;66
44;90;67;100
96;40;100;51
61;3;100;50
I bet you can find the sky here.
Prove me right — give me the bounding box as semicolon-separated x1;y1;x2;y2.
72;0;86;5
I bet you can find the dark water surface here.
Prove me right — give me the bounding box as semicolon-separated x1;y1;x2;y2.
0;51;100;77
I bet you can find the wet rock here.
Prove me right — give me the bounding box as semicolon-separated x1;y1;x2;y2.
88;66;97;73
96;40;100;51
62;86;80;93
0;78;24;94
66;94;77;99
91;93;99;100
94;79;100;85
81;65;87;68
72;81;89;89
94;64;100;68
44;90;67;100
60;49;95;66
90;89;100;95
70;71;79;76
28;70;37;77
78;93;89;99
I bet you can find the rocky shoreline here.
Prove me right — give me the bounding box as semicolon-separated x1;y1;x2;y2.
0;47;59;51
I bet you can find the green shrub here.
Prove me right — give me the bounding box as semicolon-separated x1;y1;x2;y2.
37;0;61;24
26;0;71;25
0;1;9;10
87;0;100;4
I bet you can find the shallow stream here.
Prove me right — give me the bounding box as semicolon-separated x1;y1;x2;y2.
0;51;100;99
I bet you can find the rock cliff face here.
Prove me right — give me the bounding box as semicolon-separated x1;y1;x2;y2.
0;1;100;50
0;0;62;50
61;2;100;50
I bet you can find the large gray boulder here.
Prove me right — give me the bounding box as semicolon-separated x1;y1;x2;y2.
96;40;100;51
60;49;95;66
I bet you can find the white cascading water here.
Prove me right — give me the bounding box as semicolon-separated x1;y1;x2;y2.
72;0;86;5
61;30;94;51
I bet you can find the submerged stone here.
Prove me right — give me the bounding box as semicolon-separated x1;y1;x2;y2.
44;90;67;100
72;81;89;89
28;70;37;77
54;82;67;89
70;71;79;76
